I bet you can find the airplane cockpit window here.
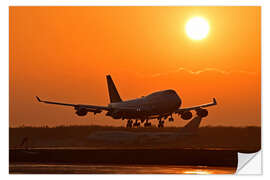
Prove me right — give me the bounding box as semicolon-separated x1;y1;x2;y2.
166;90;175;94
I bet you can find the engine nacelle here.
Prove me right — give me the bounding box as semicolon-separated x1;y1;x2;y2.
75;108;88;116
181;111;192;120
196;109;208;117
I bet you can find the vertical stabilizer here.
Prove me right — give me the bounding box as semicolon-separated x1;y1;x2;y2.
184;116;202;129
106;75;122;103
180;116;203;134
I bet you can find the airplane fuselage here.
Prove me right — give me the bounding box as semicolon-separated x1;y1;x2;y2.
107;89;182;120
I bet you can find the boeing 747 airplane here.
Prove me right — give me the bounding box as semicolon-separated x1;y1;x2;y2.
36;75;217;128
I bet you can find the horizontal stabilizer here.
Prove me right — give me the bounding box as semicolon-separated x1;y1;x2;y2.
213;98;217;105
36;96;41;102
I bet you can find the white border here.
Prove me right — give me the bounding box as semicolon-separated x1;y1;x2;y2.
9;0;262;6
237;151;262;174
3;0;267;178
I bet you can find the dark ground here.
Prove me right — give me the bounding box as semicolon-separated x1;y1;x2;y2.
9;126;260;174
9;126;261;152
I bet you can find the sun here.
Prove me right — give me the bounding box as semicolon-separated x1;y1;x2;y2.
185;17;210;40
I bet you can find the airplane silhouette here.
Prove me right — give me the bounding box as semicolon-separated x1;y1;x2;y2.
36;75;217;128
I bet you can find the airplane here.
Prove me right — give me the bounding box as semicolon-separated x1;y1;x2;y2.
36;75;217;128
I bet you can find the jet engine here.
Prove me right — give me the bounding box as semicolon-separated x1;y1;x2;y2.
75;108;88;116
196;108;208;117
181;111;192;120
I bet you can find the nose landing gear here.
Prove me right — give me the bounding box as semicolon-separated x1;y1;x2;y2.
157;117;165;128
158;120;164;128
168;115;174;122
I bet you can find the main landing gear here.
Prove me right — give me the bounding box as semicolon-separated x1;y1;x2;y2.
126;120;133;128
126;119;141;128
168;115;174;122
158;119;164;128
144;119;151;127
133;119;140;127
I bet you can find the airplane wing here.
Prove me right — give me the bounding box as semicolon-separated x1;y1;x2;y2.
175;98;217;113
35;96;109;111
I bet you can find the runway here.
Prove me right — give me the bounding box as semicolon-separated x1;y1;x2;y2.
9;163;236;174
10;148;238;166
9;126;260;174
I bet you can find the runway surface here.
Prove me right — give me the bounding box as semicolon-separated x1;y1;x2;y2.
9;126;260;174
10;163;236;174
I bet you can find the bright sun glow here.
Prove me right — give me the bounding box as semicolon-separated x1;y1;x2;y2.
183;170;211;175
185;17;210;40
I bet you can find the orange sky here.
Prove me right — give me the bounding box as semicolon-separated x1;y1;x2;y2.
9;6;261;127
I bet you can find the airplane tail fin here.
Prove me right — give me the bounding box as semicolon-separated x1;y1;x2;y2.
181;116;203;134
106;75;122;103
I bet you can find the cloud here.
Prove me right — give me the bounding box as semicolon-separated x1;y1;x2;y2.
151;67;255;78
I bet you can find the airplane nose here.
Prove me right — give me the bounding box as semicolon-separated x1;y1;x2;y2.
166;90;181;108
175;93;182;107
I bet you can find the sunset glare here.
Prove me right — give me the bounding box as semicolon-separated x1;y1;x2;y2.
185;17;210;40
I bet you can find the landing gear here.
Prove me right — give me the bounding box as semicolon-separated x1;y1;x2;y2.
144;122;151;127
133;119;141;128
157;117;165;128
158;119;164;128
144;119;151;127
126;120;133;128
168;115;174;122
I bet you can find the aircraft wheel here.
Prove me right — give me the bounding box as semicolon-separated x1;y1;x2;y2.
158;121;164;128
144;122;151;127
127;120;133;128
158;124;164;128
133;122;140;128
127;123;131;128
